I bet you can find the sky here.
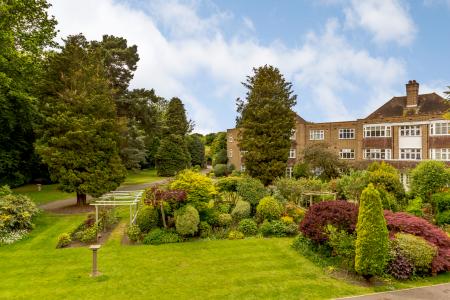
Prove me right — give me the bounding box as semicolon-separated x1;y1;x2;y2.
48;0;450;134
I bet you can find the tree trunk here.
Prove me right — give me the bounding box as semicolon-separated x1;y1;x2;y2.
77;192;87;206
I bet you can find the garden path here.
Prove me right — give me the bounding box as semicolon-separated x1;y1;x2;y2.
336;282;450;300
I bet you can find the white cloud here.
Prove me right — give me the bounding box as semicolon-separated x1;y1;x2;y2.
344;0;416;46
49;0;411;132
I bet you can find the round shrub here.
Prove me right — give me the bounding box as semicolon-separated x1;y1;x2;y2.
143;228;180;245
238;219;258;236
387;252;414;280
284;223;299;236
126;224;141;242
236;177;267;206
436;210;450;225
259;220;273;237
136;205;159;233
0;193;39;231
410;161;449;201
199;221;212;238
217;213;232;227
270;220;287;237
175;205;200;236
169;170;217;208
300;201;358;244
213;164;228;177
432;192;450;213
216;176;242;192
256;196;282;221
231;200;251;221
56;233;72;248
228;230;244;240
392;233;437;274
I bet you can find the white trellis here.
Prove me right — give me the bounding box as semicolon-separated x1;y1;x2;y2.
90;190;144;225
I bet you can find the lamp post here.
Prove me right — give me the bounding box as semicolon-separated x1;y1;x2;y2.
89;244;101;277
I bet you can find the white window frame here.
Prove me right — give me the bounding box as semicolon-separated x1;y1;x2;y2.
364;125;392;137
339;149;355;159
430;148;450;161
228;149;233;158
430;122;450;136
400;148;422;160
228;136;234;142
363;149;391;160
309;130;324;140
240;150;248;157
339;128;355;139
400;125;421;137
240;164;246;172
285;166;293;178
289;148;296;159
290;129;296;140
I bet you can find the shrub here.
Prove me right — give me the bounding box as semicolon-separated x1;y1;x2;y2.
384;211;450;273
281;216;294;225
355;184;389;278
259;220;292;237
143;228;180;245
217;213;232;227
431;192;450;213
136;205;159;233
270;220;287;237
228;230;244;240
293;162;311;179
236;177;267;206
273;177;303;203
0;229;28;245
410;161;449;201
170;170;217;210
199;221;212;238
98;208;119;231
221;192;242;205
405;197;423;217
216;177;242;192
126;224;141;242
300;201;358;244
213;164;228;177
80;226;97;243
368;169;405;202
231;200;251;221
436;210;450;225
326;225;356;271
336;170;370;201
284;223;299;236
392;233;436;274
175;205;200;236
56;233;72;248
217;203;231;214
256;196;282;221
377;188;399;212
284;202;305;223
199;207;219;226
0;193;39;231
238;219;258;236
387;252;414;280
259;220;273;237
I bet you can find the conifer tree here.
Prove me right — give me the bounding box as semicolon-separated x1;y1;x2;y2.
355;184;389;279
236;65;297;184
165;97;190;136
187;135;205;167
155;134;190;176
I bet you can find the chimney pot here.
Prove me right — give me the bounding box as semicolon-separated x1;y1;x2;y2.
406;80;419;107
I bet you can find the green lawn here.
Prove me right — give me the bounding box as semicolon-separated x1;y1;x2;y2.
12;184;75;205
121;168;163;186
1;213;449;300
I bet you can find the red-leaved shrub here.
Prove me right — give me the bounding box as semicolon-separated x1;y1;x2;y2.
384;211;450;273
299;201;358;244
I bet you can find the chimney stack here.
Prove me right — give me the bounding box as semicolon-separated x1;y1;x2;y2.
406;80;419;107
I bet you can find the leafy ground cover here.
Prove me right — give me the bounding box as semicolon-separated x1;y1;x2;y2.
1;213;449;300
121;169;163;186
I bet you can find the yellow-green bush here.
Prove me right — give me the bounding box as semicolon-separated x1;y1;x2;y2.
174;205;199;236
256;196;282;222
392;233;437;274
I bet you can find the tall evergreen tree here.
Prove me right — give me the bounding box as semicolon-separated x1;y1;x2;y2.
36;35;126;205
236;65;297;184
165;97;191;136
0;0;57;186
187;135;205;167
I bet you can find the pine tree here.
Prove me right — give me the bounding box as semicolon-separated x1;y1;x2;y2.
355;184;389;279
187;135;205;167
36;35;126;205
236;65;297;184
155;134;190;176
165;97;190;136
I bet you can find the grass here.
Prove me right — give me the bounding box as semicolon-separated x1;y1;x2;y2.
1;213;449;300
121;168;163;186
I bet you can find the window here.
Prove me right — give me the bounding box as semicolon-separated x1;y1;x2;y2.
289;148;296;158
285;167;293;178
430;122;450;135
400;173;410;190
339;149;355;159
400;125;421;136
290;129;296;140
228;149;233;158
364;125;391;137
364;149;391;160
240;150;248;157
309;130;324;140
400;148;421;160
430;148;450;161
240;164;246;172
228;136;234;142
339;128;355;139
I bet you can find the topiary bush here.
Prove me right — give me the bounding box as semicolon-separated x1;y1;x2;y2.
228;230;244;240
56;233;72;248
256;196;282;222
175;205;200;236
355;184;389;278
238;218;258;236
213;164;228;177
231;200;251;221
136;205;159;233
300;200;358;244
126;224;142;242
236;177;267;206
143;228;181;245
392;233;436;274
216;177;242;192
217;213;232;227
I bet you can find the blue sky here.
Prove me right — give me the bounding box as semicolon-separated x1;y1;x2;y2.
49;0;450;133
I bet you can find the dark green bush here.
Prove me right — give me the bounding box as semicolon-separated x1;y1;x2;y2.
432;192;450;213
56;233;72;248
126;224;141;242
175;205;200;236
259;220;293;237
136;205;159;233
143;228;180;245
326;225;356;271
436;210;450;226
236;177;267;206
199;221;212;238
238;218;258;236
216;177;242;192
231;200;251;221
392;233;437;274
213;164;228;177
293;162;311;179
256;196;282;221
270;220;287;237
259;220;273;237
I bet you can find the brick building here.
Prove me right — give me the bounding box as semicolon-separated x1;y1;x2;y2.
227;80;450;182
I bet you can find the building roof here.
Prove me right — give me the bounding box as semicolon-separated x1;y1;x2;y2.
365;93;449;119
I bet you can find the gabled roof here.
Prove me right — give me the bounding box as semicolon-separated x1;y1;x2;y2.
365;93;449;119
